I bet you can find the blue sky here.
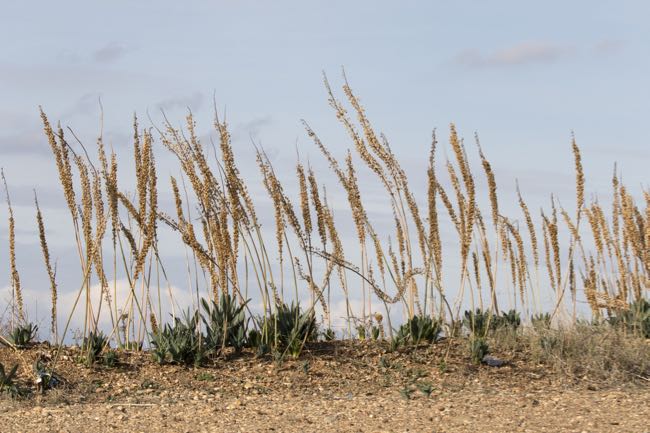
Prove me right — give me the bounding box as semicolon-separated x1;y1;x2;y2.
2;2;648;184
1;1;648;332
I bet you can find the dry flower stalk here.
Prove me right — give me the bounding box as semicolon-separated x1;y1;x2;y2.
2;169;24;322
35;193;58;339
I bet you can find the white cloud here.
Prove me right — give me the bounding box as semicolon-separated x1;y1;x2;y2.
456;41;573;68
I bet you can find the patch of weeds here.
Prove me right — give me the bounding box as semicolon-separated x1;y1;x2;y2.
469;337;489;364
196;372;216;382
416;382;434;397
463;309;496;336
399;386;414;401
370;326;381;341
82;331;108;365
531;313;551;330
252;302;318;359
8;322;38;348
301;360;310;374
391;315;443;350
438;359;448;374
417;367;428;378
102;350;119;368
0;362;19;397
201;294;249;356
151;308;204;366
495;309;521;330
527;324;650;383
247;329;270;357
609;299;650;338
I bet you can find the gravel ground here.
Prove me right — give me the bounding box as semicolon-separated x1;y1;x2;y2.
1;386;648;432
0;342;648;432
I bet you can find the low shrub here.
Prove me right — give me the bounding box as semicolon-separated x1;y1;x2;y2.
469;337;489;364
392;315;443;349
8;323;38;348
498;323;650;383
251;302;318;359
151;309;204;366
609;299;650;338
495;309;521;330
201;294;249;356
82;331;108;365
531;312;552;330
0;362;19;397
463;309;496;336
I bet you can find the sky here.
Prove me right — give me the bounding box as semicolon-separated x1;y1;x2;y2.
0;1;649;336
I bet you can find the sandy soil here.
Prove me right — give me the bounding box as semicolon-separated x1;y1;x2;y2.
0;342;648;433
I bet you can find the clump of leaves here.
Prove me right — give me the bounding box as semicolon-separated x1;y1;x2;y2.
196;372;215;382
246;328;269;356
416;382;434;397
102;350;119;368
463;309;496;337
151;309;204;366
252;302;318;359
469;337;489;364
82;331;108;365
495;309;521;330
9;322;38;348
0;362;19;397
531;312;552;330
394;315;443;348
201;294;249;356
609;299;650;338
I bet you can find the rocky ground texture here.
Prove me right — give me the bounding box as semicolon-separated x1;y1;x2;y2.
0;341;648;432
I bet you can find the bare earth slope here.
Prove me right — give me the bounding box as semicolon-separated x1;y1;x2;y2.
0;342;648;433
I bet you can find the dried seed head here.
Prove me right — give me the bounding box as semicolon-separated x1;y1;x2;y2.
516;184;538;268
2;170;24;322
35;192;57;338
572;135;585;222
477;135;498;229
427;134;442;281
307;168;327;247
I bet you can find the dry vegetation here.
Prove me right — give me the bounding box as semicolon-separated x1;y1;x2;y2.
0;77;649;431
